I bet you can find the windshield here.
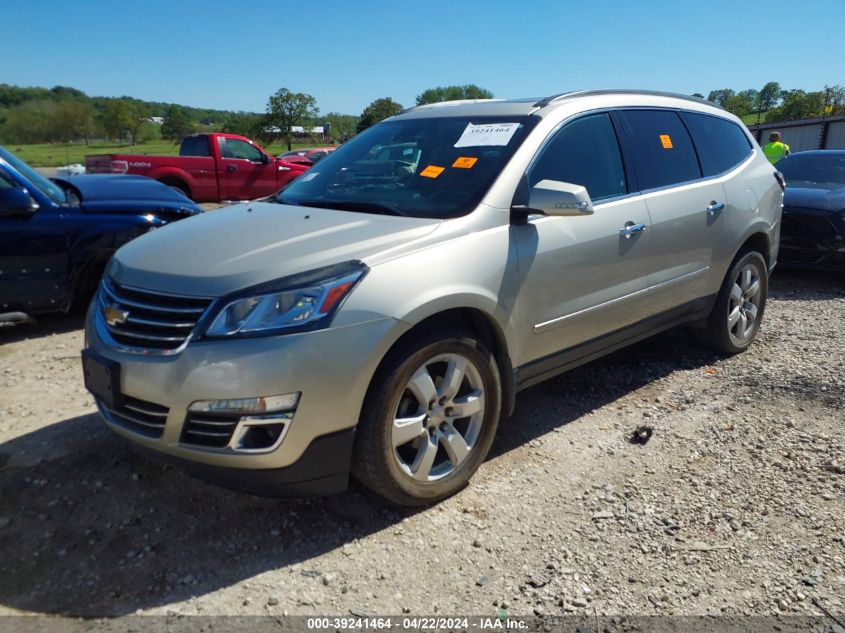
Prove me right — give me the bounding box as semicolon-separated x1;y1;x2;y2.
779;153;845;187
0;146;67;205
276;115;538;219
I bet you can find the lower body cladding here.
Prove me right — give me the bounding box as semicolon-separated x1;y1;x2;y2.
83;314;405;496
779;207;845;270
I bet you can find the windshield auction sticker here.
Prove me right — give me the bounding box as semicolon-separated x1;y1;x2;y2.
454;122;520;147
420;165;446;178
452;156;478;169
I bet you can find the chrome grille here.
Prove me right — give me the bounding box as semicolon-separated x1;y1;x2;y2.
98;279;212;352
181;413;241;448
102;396;169;439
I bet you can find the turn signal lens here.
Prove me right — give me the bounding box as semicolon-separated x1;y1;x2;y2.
188;393;300;414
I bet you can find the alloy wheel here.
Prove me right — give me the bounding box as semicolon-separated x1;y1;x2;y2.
727;262;762;346
391;353;485;483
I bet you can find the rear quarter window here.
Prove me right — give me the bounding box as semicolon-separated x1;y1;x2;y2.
180;136;211;157
682;112;752;176
619;109;701;190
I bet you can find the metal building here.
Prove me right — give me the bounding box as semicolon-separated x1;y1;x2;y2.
747;115;845;151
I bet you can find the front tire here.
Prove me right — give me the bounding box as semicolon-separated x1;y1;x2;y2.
352;329;502;506
700;250;768;354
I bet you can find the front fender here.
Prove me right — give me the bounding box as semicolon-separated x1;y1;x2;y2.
67;218;156;304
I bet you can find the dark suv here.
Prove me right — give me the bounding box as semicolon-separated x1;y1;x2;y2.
0;146;200;325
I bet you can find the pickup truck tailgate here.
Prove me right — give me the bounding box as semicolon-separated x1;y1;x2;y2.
85;155;120;174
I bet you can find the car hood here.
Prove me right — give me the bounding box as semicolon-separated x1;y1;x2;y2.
109;201;443;296
783;185;845;212
60;174;201;215
277;157;311;171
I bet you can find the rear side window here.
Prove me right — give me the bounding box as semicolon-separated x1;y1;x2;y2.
529;113;627;201
179;136;210;156
683;113;752;176
619;109;701;190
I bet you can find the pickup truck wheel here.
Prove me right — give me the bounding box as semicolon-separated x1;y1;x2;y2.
699;250;768;354
352;329;501;506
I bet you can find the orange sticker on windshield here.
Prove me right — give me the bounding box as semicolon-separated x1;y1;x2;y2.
452;156;478;169
659;134;673;149
420;165;445;178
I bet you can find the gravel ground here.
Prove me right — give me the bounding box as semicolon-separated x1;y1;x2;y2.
0;269;842;621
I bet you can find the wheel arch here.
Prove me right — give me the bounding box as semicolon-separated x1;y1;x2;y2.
737;230;771;267
150;167;193;198
365;306;517;420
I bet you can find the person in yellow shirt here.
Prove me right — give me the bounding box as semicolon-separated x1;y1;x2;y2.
762;132;790;164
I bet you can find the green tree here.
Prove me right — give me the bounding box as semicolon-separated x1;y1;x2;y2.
707;89;735;107
102;99;150;146
50;85;87;101
691;93;705;99
1;100;53;143
220;112;265;138
723;89;758;117
757;82;781;113
127;102;151;146
266;87;319;151
323;112;358;141
766;90;825;122
415;84;494;105
101;99;133;142
824;84;845;115
161;105;195;142
52;99;96;143
358;97;403;131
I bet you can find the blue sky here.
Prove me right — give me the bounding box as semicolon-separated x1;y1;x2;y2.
6;0;844;115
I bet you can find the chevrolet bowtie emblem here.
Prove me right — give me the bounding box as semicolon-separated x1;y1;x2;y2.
103;304;130;326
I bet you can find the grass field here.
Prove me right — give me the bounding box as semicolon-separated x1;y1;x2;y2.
9;140;332;167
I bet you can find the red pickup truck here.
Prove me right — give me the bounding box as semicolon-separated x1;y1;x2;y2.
85;133;318;202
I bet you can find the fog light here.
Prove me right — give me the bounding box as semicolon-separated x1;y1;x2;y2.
231;412;294;452
188;393;299;414
239;423;286;450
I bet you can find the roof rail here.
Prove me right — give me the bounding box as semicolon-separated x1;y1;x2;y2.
400;98;502;114
533;89;720;109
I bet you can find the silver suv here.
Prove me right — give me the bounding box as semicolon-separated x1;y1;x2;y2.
83;90;783;505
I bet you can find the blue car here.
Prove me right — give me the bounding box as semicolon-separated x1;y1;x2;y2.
0;146;201;325
777;150;845;270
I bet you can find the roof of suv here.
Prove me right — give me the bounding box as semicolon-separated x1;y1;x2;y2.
395;89;720;119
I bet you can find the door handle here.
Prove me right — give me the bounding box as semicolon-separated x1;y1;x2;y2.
227;165;237;173
619;222;647;238
707;201;725;215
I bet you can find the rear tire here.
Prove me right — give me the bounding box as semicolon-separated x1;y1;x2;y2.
159;179;191;200
352;329;501;506
699;250;768;354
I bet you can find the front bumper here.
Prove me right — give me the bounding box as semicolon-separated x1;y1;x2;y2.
121;427;357;497
779;206;845;270
85;305;407;494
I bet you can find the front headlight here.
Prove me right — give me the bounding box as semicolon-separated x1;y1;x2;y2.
203;261;367;338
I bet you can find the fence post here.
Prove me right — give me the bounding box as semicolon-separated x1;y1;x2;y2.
819;120;830;149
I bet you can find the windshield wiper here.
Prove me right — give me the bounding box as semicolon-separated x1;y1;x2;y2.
280;199;407;216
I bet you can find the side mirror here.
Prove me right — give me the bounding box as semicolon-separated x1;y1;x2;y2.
527;179;594;216
0;187;38;217
261;153;272;164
